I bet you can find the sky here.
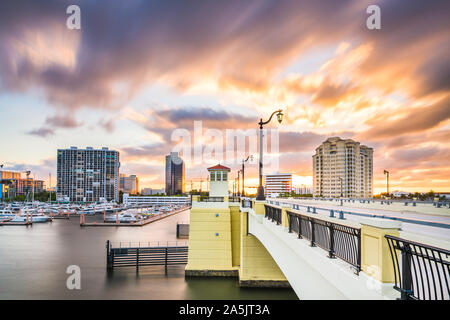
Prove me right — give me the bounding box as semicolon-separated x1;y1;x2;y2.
0;0;449;194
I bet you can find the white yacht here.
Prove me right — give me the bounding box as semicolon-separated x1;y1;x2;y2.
105;212;139;223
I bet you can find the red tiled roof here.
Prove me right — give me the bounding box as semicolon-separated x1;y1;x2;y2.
207;164;231;171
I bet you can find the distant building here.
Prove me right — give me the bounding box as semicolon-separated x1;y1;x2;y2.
392;190;410;198
141;188;165;195
57;147;120;202
293;186;313;195
120;174;139;194
165;152;185;195
123;194;190;206
0;169;45;199
313;137;373;198
264;172;292;198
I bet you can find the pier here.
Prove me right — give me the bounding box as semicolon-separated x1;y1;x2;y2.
80;206;190;227
106;240;188;273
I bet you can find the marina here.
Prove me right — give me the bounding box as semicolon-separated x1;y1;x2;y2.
0;201;190;227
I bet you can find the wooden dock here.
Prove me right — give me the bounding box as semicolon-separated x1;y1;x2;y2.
106;240;188;273
80;206;190;227
0;217;31;226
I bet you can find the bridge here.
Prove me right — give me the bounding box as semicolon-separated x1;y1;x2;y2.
185;165;449;300
251;201;449;299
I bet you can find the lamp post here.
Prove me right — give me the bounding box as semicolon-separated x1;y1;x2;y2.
237;170;241;197
256;109;284;201
241;155;253;197
384;170;389;197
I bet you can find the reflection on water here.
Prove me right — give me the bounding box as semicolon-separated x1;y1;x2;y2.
0;210;297;300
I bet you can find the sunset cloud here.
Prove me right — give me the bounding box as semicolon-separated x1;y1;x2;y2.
0;0;449;192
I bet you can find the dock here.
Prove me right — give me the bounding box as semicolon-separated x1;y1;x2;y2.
80;206;190;227
106;240;188;273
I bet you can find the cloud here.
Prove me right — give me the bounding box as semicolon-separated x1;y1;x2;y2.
27;127;54;137
360;95;450;139
1;1;450;191
26;113;82;137
99;118;115;133
4;158;56;182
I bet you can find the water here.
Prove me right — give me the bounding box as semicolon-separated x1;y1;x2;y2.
0;211;297;300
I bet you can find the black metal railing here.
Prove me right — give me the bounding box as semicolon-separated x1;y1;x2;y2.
241;198;253;208
385;235;450;300
286;210;361;272
106;240;188;274
264;204;282;225
228;197;241;202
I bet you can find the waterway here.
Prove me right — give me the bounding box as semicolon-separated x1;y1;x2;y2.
0;210;297;300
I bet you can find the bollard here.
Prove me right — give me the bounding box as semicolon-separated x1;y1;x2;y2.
329;210;335;218
437;203;441;208
340;199;343;206
413;202;416;206
339;211;345;220
312;207;316;214
381;201;384;205
307;206;310;212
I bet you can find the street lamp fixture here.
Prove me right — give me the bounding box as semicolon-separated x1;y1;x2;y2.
256;109;284;201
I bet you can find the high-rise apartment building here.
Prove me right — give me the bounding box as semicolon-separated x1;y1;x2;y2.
119;174;139;194
165;152;185;195
57;147;120;202
313;137;373;198
264;172;292;197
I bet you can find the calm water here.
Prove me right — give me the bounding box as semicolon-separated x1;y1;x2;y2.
0;211;297;300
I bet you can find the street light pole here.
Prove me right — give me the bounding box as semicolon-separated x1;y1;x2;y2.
241;155;252;197
384;170;389;197
256;109;284;201
237;170;240;197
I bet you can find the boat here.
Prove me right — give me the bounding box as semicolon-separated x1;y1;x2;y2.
105;212;139;223
17;209;51;223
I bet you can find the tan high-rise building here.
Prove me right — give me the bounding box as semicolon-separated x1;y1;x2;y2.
120;174;139;194
313;137;373;198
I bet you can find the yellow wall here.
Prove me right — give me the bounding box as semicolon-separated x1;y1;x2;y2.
361;225;399;283
230;204;241;267
239;207;288;284
187;199;288;286
186;207;234;271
